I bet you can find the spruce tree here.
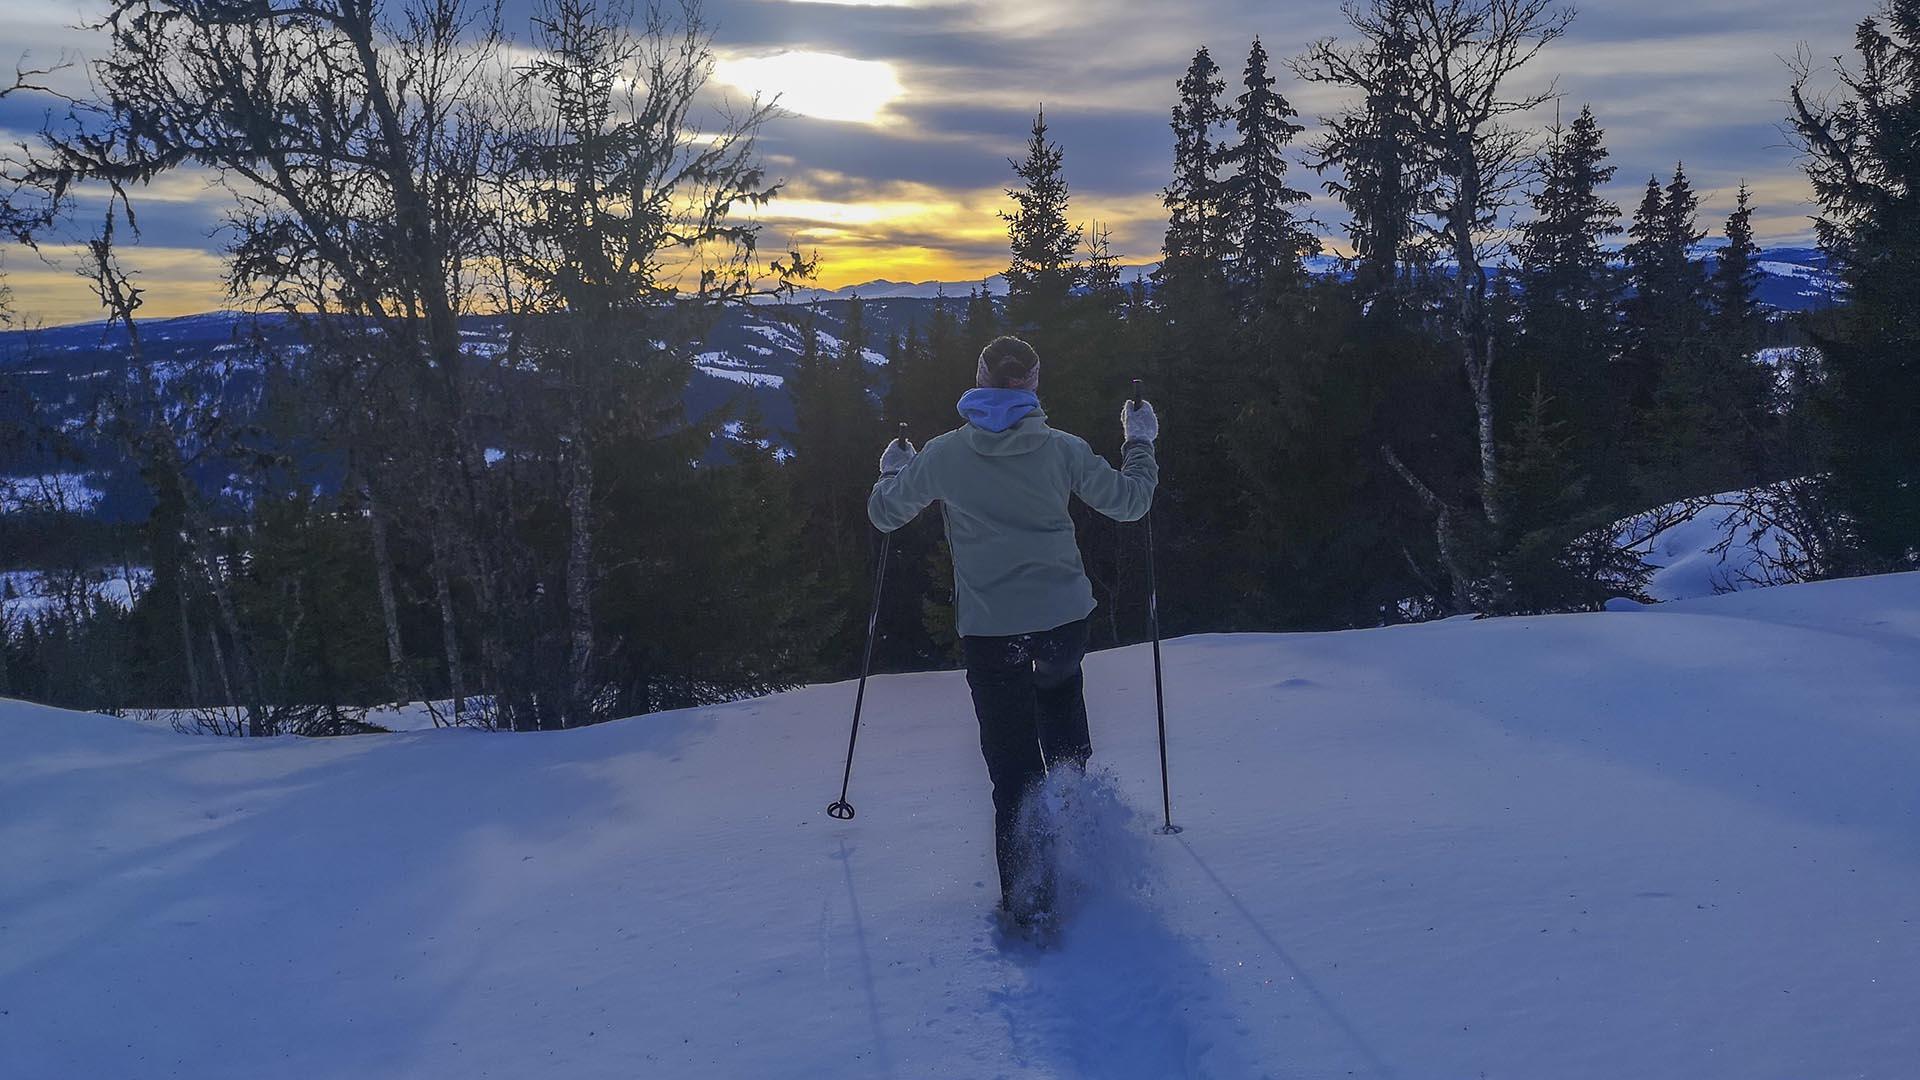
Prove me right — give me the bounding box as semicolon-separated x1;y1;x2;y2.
1000;107;1082;333
1518;107;1621;312
928;294;975;407
1492;384;1647;612
1622;166;1710;419
1300;0;1430;304
1082;224;1126;313
1159;47;1231;280
871;323;945;670
1148;47;1258;632
1662;167;1709;279
787;301;884;674
963;286;999;357
1220;37;1317;302
1712;183;1765;356
1631;170;1772;501
1789;1;1920;569
1622;175;1668;304
1514;105;1621;485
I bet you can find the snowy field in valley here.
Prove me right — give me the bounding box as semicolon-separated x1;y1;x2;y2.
4;573;1918;1078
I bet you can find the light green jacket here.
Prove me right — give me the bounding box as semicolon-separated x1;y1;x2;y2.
867;408;1159;638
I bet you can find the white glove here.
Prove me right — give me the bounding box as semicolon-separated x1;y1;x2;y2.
1122;399;1159;443
879;437;917;476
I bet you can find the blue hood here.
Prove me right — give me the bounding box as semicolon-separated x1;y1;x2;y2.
957;388;1040;433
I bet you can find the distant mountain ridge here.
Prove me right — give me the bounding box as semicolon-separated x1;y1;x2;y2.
763;246;1840;310
0;247;1842;523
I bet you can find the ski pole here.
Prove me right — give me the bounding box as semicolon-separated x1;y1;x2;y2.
827;422;909;821
1131;381;1180;835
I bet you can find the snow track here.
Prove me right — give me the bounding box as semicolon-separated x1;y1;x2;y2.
4;573;1919;1078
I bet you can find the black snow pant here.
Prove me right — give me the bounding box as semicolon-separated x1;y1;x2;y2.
962;616;1092;915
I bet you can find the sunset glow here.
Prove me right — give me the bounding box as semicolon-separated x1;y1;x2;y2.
714;50;905;125
0;0;1863;322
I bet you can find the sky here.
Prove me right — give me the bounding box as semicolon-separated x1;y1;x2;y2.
0;0;1869;324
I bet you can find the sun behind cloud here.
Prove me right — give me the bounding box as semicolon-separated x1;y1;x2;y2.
714;51;906;125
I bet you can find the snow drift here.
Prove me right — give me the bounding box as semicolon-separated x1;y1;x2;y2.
4;573;1919;1078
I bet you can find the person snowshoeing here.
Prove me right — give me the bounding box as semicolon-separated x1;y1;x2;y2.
866;335;1159;935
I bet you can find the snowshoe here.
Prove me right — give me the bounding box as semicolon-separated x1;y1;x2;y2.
993;904;1062;952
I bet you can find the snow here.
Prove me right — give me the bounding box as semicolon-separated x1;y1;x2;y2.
1618;488;1801;601
800;329;889;366
4;573;1919;1078
1757;261;1822;281
695;363;784;388
1;568;149;619
740;322;799;347
0;472;106;514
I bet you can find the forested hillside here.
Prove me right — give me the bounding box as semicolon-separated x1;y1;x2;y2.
1;0;1913;733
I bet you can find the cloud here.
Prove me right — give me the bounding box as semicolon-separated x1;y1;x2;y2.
0;0;1871;318
713;49;906;123
2;243;233;325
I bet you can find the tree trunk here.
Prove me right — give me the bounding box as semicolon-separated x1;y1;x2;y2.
1449;172;1502;533
1382;444;1478;613
176;575;201;705
430;520;466;724
207;623;235;712
365;483;407;700
190;525;268;737
1468;334;1500;528
563;419;595;727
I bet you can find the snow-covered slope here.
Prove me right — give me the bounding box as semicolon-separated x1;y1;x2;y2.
1618;489;1798;602
5;574;1918;1078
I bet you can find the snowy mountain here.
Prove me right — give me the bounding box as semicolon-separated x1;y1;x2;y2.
752;261;1166;304
0;247;1843;522
4;571;1917;1077
0;301;910;522
763;248;1843;309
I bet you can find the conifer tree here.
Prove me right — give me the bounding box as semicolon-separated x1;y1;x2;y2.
1299;0;1573;609
1301;0;1428;303
1514;105;1621;481
1492;384;1647;612
963;286;999;357
1147;46;1252;631
1663;167;1709;276
1000;108;1082;333
1220;37;1318;302
787;301;884;672
1518;107;1621;312
1712;183;1765;356
1623;175;1668;281
1621;165;1710;418
1631;170;1770;501
869;323;946;670
883;325;930;438
1790;2;1920;568
927;294;975;404
1160;48;1232;280
1082;223;1126;314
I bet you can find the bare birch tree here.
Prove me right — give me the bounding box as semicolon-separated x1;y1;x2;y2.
1300;0;1571;606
